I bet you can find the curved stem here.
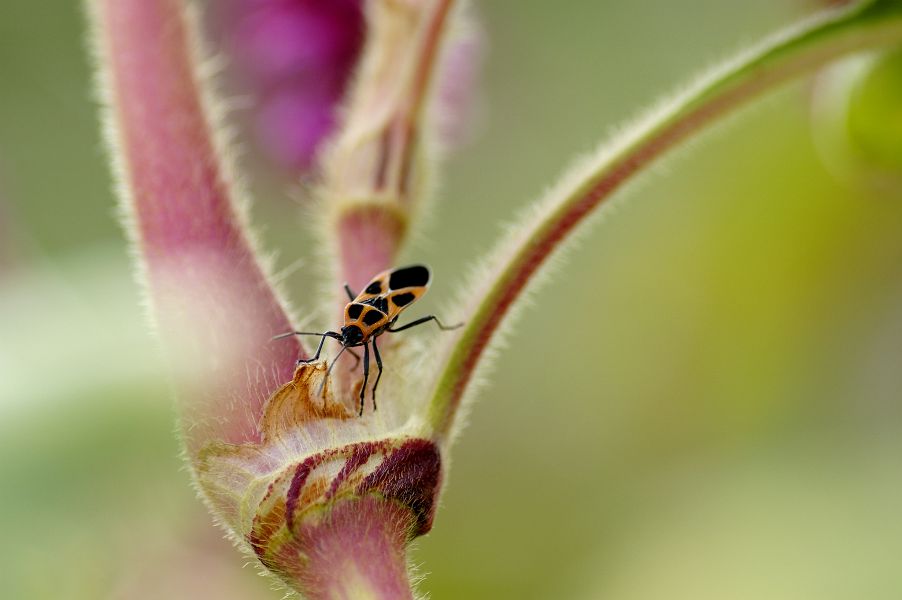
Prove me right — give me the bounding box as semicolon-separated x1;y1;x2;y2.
89;0;303;450
427;0;902;441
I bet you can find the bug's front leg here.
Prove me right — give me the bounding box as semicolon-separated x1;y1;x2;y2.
346;347;361;370
298;333;330;364
359;342;370;416
387;315;463;333
371;336;383;412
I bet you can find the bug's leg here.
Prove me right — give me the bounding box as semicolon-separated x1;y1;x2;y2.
294;331;341;365
346;347;361;370
387;315;463;333
317;344;350;399
344;283;355;301
273;330;335;341
297;333;329;364
371;336;383;412
359;343;370;417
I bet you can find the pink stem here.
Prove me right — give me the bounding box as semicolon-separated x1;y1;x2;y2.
336;207;407;295
94;0;302;450
293;498;415;600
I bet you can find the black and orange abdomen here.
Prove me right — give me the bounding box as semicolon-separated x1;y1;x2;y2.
343;265;432;340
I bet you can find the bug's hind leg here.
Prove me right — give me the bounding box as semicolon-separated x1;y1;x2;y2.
344;283;355;301
346;347;361;369
358;342;370;416
371;336;383;412
387;315;463;333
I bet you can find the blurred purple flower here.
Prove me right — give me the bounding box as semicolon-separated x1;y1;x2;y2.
220;0;366;171
219;0;483;173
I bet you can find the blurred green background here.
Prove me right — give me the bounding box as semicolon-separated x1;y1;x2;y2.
2;1;902;598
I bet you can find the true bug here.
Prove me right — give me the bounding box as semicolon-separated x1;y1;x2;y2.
276;265;462;416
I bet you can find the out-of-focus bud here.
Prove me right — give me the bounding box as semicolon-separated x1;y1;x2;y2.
217;0;483;175
811;48;902;194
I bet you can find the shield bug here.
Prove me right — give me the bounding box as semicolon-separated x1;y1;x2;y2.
276;265;462;415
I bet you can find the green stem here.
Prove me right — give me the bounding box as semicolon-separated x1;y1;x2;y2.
427;0;902;442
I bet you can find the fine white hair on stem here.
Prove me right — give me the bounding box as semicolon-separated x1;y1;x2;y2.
86;0;306;349
426;0;902;444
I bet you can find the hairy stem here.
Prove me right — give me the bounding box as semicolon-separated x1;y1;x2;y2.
427;0;902;441
89;0;303;450
291;498;416;600
325;0;458;295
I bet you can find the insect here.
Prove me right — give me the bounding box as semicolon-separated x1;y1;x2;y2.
276;265;462;416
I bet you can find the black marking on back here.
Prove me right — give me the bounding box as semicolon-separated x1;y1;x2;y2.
389;265;430;290
361;296;389;313
364;280;383;295
363;309;386;326
391;292;415;307
347;303;364;319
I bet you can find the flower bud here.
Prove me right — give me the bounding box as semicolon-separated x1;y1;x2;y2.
811;48;902;193
197;364;442;597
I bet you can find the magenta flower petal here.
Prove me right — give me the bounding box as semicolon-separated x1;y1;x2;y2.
220;0;366;170
218;0;483;172
231;0;364;81
257;84;340;170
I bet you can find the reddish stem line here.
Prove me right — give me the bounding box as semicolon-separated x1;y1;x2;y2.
443;99;730;431
430;4;902;439
394;0;455;200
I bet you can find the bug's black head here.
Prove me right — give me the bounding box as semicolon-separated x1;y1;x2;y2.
340;324;364;346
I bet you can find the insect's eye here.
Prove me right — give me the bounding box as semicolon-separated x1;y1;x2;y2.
391;292;415;307
362;309;385;326
347;303;363;319
364;281;383;295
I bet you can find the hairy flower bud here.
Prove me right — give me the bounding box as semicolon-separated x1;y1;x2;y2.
811;48;902;192
197;364;442;597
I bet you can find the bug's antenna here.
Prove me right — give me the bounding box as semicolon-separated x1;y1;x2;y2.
271;330;329;341
316;345;349;398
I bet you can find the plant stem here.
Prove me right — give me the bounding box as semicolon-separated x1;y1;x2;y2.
427;0;902;442
286;498;416;600
88;0;302;449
